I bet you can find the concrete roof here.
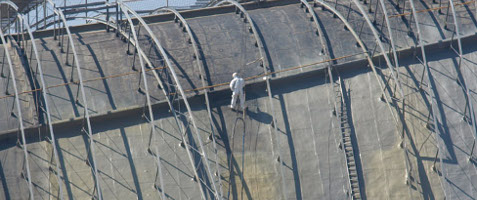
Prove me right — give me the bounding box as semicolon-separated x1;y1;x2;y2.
1;0;477;199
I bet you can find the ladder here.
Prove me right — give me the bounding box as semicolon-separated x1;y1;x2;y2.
334;76;362;199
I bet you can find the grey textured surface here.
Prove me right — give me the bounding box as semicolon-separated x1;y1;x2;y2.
1;0;477;199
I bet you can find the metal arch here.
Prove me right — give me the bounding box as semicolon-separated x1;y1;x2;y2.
300;0;352;197
117;2;220;200
448;0;477;158
299;0;330;62
0;10;35;200
19;14;66;200
108;12;205;200
31;15;111;31
408;0;448;198
310;0;402;148
0;0;65;198
84;12;173;200
117;9;169;200
44;1;103;199
152;7;225;199
0;0;18;10
364;0;414;192
215;0;269;73
378;0;400;76
350;0;404;99
298;0;348;197
301;0;408;197
214;1;289;199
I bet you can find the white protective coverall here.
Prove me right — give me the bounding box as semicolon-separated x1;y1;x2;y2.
230;74;245;109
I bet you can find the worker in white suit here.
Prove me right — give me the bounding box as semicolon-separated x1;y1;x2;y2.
229;72;245;110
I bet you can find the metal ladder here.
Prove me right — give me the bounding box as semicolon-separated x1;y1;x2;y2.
334;76;362;200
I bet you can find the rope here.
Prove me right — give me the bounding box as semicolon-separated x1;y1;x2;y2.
0;51;364;100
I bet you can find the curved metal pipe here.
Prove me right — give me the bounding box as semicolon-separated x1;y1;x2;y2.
350;0;404;99
0;0;66;198
44;1;103;199
20;13;67;200
117;2;220;199
367;1;414;196
83;11;175;200
152;7;224;199
215;1;288;199
0;7;34;200
378;0;400;74
408;0;448;197
448;0;477;156
311;0;402;157
118;8;167;200
298;0;345;197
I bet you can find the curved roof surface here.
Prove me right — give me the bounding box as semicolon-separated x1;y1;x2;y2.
1;0;477;199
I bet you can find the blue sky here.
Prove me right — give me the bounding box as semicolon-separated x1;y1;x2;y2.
24;0;200;29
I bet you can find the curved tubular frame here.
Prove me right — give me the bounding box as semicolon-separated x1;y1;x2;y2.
299;0;353;197
153;7;224;199
378;0;400;74
118;9;168;200
215;1;288;199
314;0;409;175
408;0;448;197
448;0;477;158
117;2;219;199
350;0;404;99
83;12;173;200
353;0;412;194
0;7;35;200
21;13;67;200
45;1;103;199
1;0;66;198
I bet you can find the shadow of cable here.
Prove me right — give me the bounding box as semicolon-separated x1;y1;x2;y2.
119;128;143;199
0;155;11;200
276;93;303;200
246;107;272;124
212;106;253;200
38;38;80;118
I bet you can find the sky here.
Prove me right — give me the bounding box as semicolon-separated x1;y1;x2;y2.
23;0;200;29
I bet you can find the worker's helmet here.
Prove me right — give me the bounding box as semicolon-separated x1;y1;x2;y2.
232;72;238;78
